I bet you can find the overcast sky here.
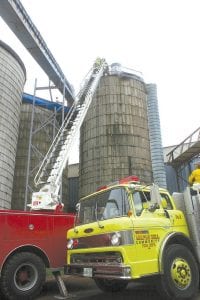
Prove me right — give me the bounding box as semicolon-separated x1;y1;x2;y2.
1;0;200;153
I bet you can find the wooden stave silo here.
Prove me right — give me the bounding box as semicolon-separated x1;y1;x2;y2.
79;70;153;197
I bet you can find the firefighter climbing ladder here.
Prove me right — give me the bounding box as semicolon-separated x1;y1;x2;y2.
33;60;107;202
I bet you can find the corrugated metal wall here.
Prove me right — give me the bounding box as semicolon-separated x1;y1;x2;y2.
0;41;26;209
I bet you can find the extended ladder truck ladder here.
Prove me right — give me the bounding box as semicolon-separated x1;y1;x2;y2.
29;59;107;210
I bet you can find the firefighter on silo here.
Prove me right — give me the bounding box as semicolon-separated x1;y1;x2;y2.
93;57;108;75
93;57;102;72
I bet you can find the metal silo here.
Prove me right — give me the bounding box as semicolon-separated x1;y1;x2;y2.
12;98;69;210
146;83;167;188
79;64;153;197
0;40;26;209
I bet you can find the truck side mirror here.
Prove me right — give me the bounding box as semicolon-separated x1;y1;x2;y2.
148;203;160;212
150;184;161;207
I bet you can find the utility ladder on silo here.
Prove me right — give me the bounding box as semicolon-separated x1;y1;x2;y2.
33;59;107;201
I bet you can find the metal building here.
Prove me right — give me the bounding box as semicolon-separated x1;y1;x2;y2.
79;64;153;197
164;127;200;193
68;163;79;212
0;40;26;209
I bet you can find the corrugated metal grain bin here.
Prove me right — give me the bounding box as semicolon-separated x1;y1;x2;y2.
0;40;26;209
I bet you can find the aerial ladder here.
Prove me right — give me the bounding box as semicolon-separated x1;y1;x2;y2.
29;58;108;210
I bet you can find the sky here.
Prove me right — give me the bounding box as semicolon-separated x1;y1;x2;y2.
1;0;200;157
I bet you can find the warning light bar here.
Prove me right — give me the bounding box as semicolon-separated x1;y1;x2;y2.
119;175;140;184
96;175;140;191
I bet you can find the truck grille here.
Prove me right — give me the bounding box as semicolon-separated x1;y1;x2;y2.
65;251;131;279
70;251;123;265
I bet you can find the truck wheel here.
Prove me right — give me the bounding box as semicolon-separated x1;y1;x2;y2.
159;244;199;299
94;278;128;292
0;252;46;300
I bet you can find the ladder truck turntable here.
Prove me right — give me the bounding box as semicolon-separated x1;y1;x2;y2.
0;59;108;300
65;175;200;300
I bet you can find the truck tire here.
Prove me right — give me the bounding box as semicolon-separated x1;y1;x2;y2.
94;278;128;292
159;244;199;299
0;252;46;300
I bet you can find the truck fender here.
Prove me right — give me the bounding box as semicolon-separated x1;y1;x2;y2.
158;232;197;273
1;244;50;273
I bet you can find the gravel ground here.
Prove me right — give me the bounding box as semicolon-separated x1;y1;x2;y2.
37;276;200;300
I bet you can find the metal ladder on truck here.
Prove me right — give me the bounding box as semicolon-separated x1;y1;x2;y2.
29;58;108;210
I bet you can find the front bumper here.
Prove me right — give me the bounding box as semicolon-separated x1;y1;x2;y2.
64;264;132;280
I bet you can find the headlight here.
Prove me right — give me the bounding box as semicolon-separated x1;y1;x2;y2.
67;239;79;249
111;232;121;246
67;239;74;249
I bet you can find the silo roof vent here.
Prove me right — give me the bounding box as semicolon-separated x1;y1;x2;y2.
109;63;143;81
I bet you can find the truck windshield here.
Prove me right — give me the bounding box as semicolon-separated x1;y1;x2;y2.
78;188;130;225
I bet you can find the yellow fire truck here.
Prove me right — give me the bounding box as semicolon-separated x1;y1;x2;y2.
64;175;200;299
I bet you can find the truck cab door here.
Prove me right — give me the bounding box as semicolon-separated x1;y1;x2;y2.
132;189;172;276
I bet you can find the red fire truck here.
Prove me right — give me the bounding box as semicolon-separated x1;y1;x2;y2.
0;60;107;300
0;209;74;300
